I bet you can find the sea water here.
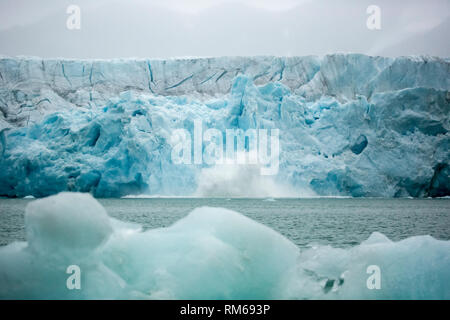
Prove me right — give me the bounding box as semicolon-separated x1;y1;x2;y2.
1;198;449;248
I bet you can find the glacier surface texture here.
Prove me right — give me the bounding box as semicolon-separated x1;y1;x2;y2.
0;54;449;198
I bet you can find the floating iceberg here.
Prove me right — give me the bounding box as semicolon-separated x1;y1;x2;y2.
0;193;449;299
0;54;449;197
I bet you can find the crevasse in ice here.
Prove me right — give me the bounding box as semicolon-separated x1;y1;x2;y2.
0;54;449;197
0;193;449;299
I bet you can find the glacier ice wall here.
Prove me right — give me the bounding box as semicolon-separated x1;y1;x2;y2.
0;193;449;299
0;54;449;197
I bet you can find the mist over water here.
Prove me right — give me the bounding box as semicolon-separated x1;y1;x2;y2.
195;163;311;198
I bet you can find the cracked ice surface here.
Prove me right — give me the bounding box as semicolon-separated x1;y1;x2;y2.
0;193;449;299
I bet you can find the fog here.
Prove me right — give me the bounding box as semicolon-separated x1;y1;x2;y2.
0;0;449;58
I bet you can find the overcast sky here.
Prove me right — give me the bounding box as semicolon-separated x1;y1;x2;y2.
0;0;449;59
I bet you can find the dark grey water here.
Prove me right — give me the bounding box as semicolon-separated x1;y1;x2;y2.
0;198;449;248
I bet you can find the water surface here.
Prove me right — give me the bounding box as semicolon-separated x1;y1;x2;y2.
0;198;449;248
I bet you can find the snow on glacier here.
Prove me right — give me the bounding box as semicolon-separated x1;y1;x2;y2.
0;54;449;198
0;192;449;299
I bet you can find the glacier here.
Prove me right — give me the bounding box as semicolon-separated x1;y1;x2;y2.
0;54;449;198
0;192;449;299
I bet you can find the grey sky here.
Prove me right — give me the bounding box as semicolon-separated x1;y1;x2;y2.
0;0;449;59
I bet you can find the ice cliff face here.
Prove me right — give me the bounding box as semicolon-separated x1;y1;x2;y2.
0;54;449;198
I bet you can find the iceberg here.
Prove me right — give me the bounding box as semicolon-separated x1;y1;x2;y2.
0;54;449;197
0;192;449;299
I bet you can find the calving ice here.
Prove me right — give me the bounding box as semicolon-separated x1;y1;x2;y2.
170;119;280;175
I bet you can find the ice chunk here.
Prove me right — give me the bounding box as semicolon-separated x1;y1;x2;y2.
291;233;450;300
104;206;301;299
25;192;112;257
0;193;300;299
0;193;449;299
350;134;368;155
